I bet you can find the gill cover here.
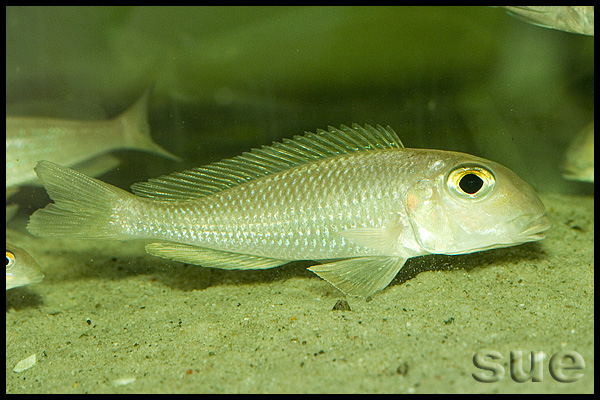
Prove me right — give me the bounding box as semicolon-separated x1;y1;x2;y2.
406;164;498;254
406;179;454;253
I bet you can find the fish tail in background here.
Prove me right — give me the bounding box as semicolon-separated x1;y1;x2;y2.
27;161;131;239
116;85;181;161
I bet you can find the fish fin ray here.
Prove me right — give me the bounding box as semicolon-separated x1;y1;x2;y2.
309;257;406;297
27;161;129;239
131;124;403;200
145;243;290;270
338;214;405;253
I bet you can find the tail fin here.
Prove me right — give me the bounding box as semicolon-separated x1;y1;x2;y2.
116;84;181;161
27;161;132;239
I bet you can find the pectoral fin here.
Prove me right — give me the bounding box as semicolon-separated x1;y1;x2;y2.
337;214;404;254
308;257;406;297
145;243;290;270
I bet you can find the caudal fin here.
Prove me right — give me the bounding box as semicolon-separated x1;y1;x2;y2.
117;85;181;161
27;161;132;239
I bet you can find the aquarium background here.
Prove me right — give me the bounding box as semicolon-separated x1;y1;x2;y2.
6;6;593;394
6;6;593;193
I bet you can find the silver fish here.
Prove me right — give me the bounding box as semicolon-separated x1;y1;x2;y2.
6;243;44;290
6;86;179;189
27;125;550;297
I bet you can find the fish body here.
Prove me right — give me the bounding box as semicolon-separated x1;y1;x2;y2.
27;125;549;297
6;243;44;290
6;86;179;189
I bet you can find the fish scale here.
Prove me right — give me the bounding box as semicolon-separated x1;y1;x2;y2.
27;124;550;297
122;152;403;260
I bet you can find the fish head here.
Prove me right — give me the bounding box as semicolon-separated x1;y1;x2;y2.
6;244;45;290
406;154;550;255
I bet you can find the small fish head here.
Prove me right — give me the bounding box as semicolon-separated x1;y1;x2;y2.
6;244;45;290
406;155;550;255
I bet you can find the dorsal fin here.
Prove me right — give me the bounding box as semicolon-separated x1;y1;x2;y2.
130;124;403;200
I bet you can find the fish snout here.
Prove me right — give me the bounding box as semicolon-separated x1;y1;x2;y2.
515;213;551;241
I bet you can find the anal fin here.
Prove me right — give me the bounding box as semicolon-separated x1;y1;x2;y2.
146;243;290;270
308;257;406;297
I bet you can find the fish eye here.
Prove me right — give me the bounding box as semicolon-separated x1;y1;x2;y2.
447;165;495;200
6;250;16;268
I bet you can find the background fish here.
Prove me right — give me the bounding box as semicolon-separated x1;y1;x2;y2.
562;122;594;182
27;124;550;297
500;6;594;184
502;6;594;36
6;86;179;189
6;243;44;290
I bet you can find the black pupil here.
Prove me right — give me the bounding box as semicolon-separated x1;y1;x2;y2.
459;173;484;194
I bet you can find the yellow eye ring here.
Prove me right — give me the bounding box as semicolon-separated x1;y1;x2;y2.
6;250;16;269
447;165;495;200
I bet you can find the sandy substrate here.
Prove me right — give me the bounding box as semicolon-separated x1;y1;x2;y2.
6;192;594;393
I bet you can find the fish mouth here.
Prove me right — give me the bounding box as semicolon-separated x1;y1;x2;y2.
516;214;551;241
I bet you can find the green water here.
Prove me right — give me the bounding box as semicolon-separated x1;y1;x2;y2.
6;6;593;393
